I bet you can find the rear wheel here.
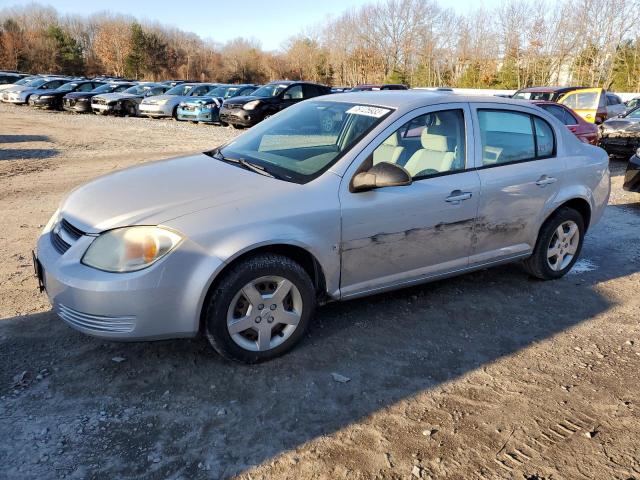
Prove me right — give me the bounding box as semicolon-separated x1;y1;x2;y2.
523;207;585;280
124;101;137;117
204;254;316;363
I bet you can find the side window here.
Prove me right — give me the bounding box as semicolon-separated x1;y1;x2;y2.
478;109;555;166
284;85;303;100
191;86;209;96
562;108;579;125
78;83;94;92
534;117;554;157
542;105;567;124
371;109;466;179
302;84;319;98
115;85;129;92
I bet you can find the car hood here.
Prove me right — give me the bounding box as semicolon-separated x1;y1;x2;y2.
94;92;137;102
602;118;640;132
64;91;97;99
223;95;268;106
59;153;281;233
141;93;181;104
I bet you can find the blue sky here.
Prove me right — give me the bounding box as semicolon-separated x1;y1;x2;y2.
1;0;502;50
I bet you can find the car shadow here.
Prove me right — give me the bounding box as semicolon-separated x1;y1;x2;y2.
0;134;51;143
0;206;637;479
0;148;58;160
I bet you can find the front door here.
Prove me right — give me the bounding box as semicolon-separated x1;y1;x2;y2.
339;105;480;298
558;88;604;124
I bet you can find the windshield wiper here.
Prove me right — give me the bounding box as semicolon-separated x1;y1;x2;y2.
210;150;275;178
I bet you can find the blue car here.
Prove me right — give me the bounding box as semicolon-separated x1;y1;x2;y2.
176;84;258;124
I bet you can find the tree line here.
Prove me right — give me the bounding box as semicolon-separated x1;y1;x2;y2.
1;0;640;91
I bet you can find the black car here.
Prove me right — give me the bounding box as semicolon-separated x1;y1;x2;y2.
349;84;408;91
624;152;640;192
219;81;331;128
599;106;640;157
62;82;136;113
29;80;105;110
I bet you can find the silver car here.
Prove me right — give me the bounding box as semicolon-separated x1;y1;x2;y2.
34;92;610;363
138;83;217;119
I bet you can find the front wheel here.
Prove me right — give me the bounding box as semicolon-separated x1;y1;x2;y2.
204;254;316;363
523;207;585;280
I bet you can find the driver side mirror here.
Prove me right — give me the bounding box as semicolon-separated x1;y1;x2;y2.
352;161;412;192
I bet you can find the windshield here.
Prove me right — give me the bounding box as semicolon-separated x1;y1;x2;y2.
513;91;554;100
626;107;640;119
218;101;393;183
123;85;150;95
15;78;32;86
166;84;195;96
56;82;79;92
27;78;47;88
251;84;287;98
92;84;116;93
561;91;598;110
205;86;230;97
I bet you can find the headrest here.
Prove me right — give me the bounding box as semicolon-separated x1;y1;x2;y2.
382;132;399;147
421;131;449;151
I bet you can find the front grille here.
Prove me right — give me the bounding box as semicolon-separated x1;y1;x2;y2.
182;104;197;111
93;98;107;105
57;304;136;333
50;218;86;254
224;103;243;110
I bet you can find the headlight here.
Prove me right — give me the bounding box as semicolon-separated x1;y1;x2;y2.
156;99;169;105
82;226;182;273
243;100;261;111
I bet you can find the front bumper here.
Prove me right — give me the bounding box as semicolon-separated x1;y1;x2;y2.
219;107;262;127
91;103;116;114
139;103;172;117
35;221;224;341
599;135;640;156
177;106;218;123
29;97;57;108
63;98;91;112
624;155;640;192
3;93;27;104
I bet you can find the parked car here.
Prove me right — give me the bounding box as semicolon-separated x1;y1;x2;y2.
624;150;640;192
176;84;258;124
91;83;169;116
34;92;610;363
2;77;70;104
512;86;585;102
622;96;640;115
0;75;41;92
350;84;408;91
558;87;625;124
330;86;351;93
138;83;217;119
0;72;30;88
532;100;598;145
599;106;640;157
161;80;188;87
219;80;331;128
28;80;105;110
63;82;137;113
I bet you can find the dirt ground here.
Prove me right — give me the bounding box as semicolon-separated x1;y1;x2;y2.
0;102;639;480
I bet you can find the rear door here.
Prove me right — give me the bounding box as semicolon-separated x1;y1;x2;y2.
558;88;603;124
470;104;564;265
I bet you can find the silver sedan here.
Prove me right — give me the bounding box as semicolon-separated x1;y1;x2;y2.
34;92;610;362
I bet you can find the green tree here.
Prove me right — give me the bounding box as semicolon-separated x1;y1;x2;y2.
46;25;84;75
125;23;146;79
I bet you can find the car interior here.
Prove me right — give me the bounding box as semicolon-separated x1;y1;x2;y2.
372;109;466;177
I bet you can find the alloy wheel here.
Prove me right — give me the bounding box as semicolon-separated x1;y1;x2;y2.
546;220;579;271
226;275;303;352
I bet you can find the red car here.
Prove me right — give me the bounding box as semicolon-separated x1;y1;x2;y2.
532;100;598;145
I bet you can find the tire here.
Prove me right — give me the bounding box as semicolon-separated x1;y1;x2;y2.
124;102;137;117
522;207;585;280
172;106;179;120
204;254;316;363
220;121;229;127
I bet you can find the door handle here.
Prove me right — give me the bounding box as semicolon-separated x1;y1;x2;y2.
445;191;473;203
535;175;557;187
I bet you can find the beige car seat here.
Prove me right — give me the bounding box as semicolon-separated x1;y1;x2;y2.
403;130;455;176
373;131;404;165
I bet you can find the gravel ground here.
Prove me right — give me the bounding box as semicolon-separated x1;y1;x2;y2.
0;103;639;479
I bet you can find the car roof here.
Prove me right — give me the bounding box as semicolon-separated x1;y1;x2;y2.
314;90;536;110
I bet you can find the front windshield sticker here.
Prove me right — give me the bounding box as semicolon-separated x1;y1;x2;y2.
346;105;390;118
